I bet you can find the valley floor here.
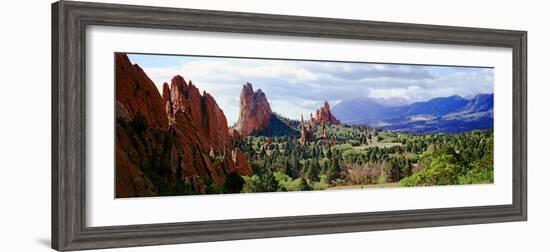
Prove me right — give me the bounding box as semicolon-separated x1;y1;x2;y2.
235;124;494;194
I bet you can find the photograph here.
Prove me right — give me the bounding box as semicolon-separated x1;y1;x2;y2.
115;52;495;198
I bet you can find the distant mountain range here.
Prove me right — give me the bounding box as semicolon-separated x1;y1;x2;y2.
332;94;494;133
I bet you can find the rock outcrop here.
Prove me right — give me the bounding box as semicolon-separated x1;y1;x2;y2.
115;53;164;197
116;54;168;129
299;101;338;144
115;53;251;198
299;114;314;144
164;76;232;151
299;116;334;145
232;83;273;137
310;101;340;125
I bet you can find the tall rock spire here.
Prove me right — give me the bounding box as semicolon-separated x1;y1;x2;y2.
233;83;273;137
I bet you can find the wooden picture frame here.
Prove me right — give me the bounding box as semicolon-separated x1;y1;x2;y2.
52;1;527;251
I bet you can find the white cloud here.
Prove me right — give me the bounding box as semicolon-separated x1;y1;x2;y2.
134;55;494;124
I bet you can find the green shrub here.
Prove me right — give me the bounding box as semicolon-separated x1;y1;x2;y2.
299;178;312;191
342;149;367;162
400;154;462;186
457;155;494;184
242;175;263;193
334;143;352;151
347;140;361;146
206;182;224;194
312;175;329;190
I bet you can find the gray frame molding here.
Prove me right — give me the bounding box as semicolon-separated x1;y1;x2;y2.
52;1;527;251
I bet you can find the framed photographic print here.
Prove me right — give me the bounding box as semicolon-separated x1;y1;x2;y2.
52;1;527;251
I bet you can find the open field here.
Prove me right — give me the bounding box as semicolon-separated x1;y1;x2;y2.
353;142;403;150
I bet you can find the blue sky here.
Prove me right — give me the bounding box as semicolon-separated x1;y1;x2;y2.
127;53;494;125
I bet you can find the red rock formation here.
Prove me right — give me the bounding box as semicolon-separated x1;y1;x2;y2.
228;128;241;140
163;75;232;152
115;132;157;197
311;101;340;125
232;83;273;137
299;114;314;144
186;81;205;133
203;92;232;150
169;76;188;114
300;115;331;144
115;53;252;197
232;149;253;176
162;78;252;179
116;53;168;129
162;82;176;126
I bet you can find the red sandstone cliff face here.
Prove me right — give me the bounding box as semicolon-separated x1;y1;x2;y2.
311;101;340;125
164;76;232;150
116;54;168;129
162;76;252;177
115;53;251;198
232;83;273;137
115;53;163;197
